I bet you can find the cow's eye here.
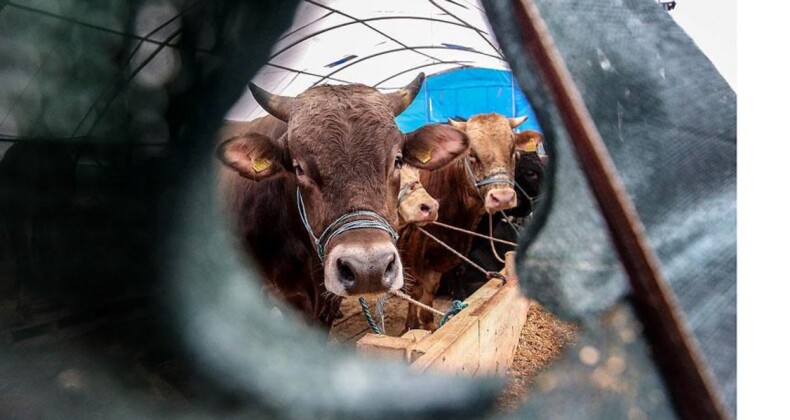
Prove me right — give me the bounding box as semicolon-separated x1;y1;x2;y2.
394;155;403;169
526;170;537;178
293;161;305;176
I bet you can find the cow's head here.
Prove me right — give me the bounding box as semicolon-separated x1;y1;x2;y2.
449;113;535;214
217;74;468;297
509;150;546;218
514;130;545;197
397;164;438;227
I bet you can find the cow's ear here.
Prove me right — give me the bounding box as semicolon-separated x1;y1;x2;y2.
216;133;286;181
515;130;543;152
403;124;469;170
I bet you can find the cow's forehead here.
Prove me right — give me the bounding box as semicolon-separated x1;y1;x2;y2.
286;85;400;148
466;114;514;155
294;84;389;112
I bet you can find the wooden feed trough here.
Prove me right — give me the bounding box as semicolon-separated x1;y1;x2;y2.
356;251;528;376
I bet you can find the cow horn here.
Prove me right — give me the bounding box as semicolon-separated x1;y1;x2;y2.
248;82;294;122
386;72;426;116
448;118;467;131
509;116;528;128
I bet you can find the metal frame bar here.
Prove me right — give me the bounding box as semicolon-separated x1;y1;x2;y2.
265;62;354;84
71;3;199;139
312;46;504;86
268;16;489;62
430;0;504;58
5;1;211;53
374;62;470;88
278;10;334;40
304;0;447;64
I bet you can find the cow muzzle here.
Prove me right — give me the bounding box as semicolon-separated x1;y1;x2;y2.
485;187;517;213
295;187;403;295
398;188;439;226
324;235;403;297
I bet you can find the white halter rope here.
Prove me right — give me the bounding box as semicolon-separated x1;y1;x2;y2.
396;180;419;206
513;181;545;210
296;187;399;261
464;158;515;190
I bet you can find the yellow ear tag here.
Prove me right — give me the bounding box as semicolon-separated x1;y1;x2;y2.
251;157;272;173
413;143;433;164
523;138;538;153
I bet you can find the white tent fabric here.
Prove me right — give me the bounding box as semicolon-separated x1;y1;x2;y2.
225;0;509;121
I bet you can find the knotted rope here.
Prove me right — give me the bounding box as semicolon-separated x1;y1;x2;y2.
501;210;523;235
359;290;469;335
358;297;383;335
416;226;506;282
439;300;469;328
488;213;508;264
428;220;518;247
465;158;515;189
397;180;419;205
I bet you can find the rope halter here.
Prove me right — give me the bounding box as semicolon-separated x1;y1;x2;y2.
397;180;420;206
513;181;545;210
464;158;515;191
296;187;399;261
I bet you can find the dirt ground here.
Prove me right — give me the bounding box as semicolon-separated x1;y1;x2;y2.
329;295;577;410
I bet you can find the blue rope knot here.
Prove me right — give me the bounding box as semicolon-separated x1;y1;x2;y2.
359;297;383;335
439;300;468;328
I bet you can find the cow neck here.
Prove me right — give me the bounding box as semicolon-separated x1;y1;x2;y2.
441;157;480;210
436;158;486;225
295;187;399;261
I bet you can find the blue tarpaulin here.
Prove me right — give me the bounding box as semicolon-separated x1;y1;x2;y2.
395;68;542;133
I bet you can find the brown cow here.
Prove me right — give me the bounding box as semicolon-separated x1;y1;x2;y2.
399;113;534;331
216;74;469;327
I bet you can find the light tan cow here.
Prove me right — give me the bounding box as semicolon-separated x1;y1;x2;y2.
399;113;534;331
396;164;439;227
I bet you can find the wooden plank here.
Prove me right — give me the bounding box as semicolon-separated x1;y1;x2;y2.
472;253;527;374
478;290;527;374
408;276;502;364
409;255;519;375
409;312;480;376
356;334;411;362
402;329;430;342
345;328;372;344
354;252;527;378
357;329;433;363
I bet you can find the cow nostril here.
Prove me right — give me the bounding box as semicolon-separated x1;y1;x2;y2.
337;258;355;284
420;203;431;214
384;254;397;278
